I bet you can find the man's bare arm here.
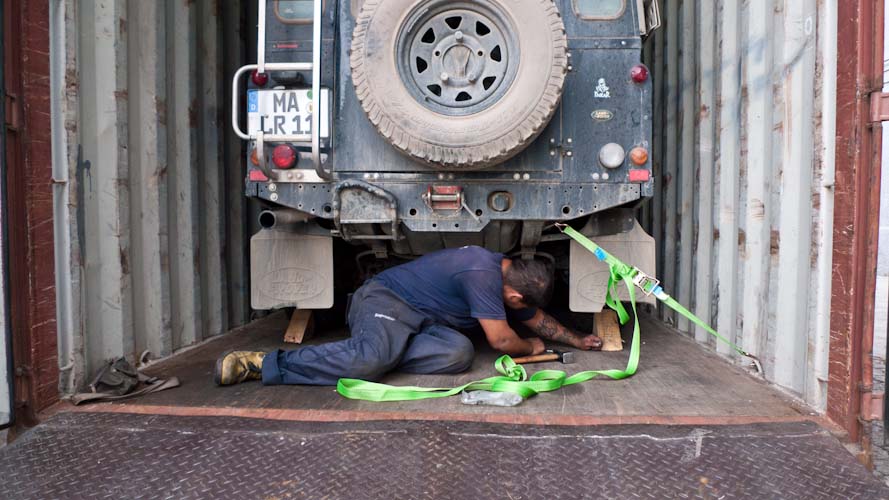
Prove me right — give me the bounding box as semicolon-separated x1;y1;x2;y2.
478;318;545;356
522;309;602;350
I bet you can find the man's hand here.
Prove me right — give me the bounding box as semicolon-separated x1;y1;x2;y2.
578;334;603;351
528;337;546;355
523;310;602;351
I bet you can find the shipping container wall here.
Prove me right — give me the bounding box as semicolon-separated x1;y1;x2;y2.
644;0;833;410
52;0;255;393
52;0;836;409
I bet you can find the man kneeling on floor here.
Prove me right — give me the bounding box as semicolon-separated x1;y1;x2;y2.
215;245;603;386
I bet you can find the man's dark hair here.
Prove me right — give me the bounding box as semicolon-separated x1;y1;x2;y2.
504;258;554;308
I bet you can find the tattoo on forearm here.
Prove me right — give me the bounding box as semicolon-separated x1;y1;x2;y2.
533;314;579;347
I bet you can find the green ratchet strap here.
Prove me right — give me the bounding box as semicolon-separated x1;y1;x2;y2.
336;223;760;403
558;224;761;373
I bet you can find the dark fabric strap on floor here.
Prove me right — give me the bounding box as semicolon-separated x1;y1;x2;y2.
71;377;181;405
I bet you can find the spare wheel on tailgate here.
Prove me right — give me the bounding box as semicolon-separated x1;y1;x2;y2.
350;0;568;169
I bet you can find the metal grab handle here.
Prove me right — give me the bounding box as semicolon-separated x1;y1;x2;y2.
254;131;278;181
310;0;329;179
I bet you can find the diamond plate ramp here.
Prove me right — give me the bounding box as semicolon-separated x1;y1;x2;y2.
1;412;887;499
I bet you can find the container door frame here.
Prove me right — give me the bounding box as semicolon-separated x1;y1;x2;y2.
828;0;885;444
0;0;11;430
2;0;38;429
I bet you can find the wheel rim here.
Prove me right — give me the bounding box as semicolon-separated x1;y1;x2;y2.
397;1;519;116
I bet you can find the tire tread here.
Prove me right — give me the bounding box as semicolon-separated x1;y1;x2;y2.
350;0;568;169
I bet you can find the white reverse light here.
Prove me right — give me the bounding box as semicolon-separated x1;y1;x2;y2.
598;143;626;169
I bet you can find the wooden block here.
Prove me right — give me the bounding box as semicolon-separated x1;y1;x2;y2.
284;309;314;344
594;309;623;352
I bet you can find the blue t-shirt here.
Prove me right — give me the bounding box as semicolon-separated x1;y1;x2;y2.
374;246;537;330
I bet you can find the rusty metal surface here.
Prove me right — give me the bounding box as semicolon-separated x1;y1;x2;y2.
4;0;58;419
1;412;887;499
828;0;885;443
872;92;889;122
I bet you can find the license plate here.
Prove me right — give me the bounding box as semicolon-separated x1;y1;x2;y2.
247;88;330;139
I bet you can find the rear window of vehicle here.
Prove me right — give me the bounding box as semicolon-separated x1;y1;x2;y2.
573;0;626;20
275;0;313;23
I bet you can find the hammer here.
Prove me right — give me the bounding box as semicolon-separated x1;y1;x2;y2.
512;349;576;365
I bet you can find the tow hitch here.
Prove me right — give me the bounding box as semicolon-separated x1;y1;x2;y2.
422;186;481;222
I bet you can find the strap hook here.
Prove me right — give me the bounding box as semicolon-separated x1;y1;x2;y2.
744;353;764;375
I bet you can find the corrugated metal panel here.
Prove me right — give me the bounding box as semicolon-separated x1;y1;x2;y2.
54;0;251;390
650;0;830;409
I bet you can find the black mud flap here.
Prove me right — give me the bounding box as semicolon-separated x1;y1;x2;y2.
332;180;399;241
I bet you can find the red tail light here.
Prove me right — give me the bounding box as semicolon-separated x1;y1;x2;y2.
251;70;269;87
249;169;269;182
272;145;297;169
629;169;650;182
630;64;649;83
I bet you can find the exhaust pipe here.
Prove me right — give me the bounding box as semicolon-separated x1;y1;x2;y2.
259;209;308;229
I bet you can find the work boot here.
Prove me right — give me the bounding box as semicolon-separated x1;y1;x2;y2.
214;350;267;386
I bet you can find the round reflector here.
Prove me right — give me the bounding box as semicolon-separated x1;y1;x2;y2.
630;64;649;83
629;147;649;165
272;145;297;169
251;70;269;87
598;143;626;169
